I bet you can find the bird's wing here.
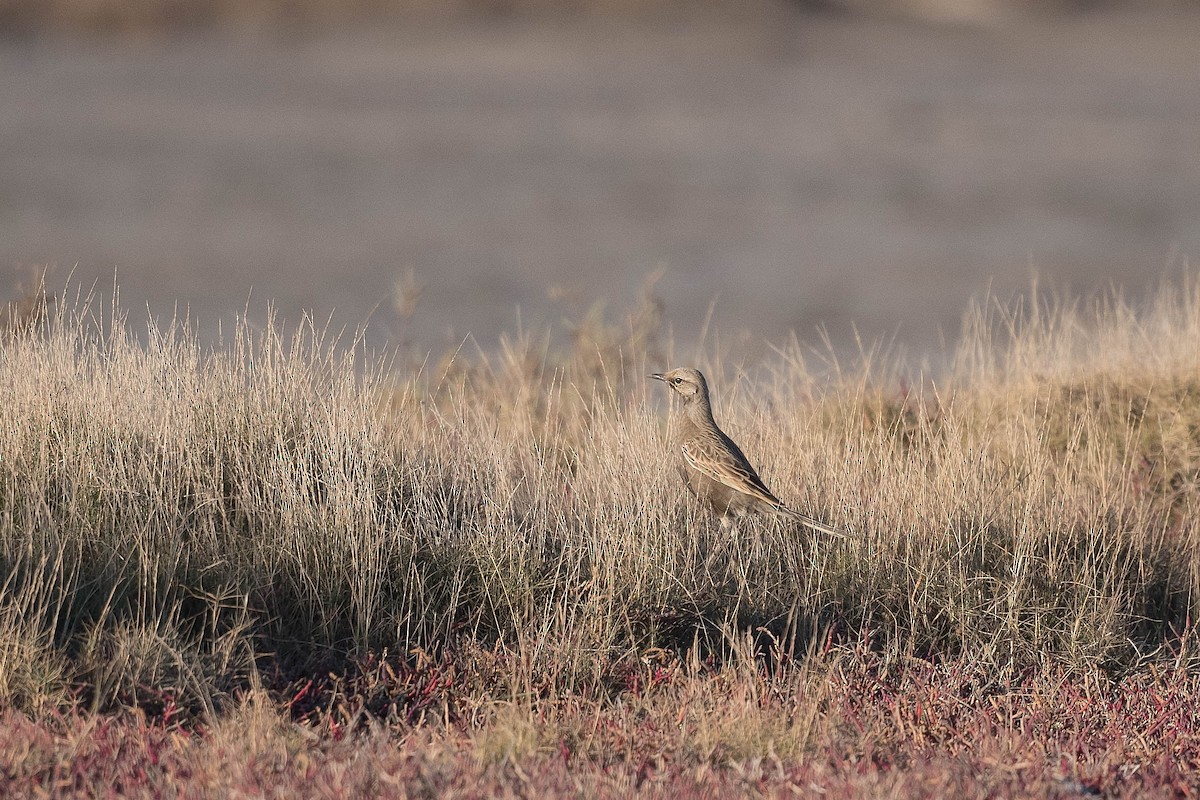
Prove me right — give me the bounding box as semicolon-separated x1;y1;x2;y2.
681;431;846;539
680;435;782;508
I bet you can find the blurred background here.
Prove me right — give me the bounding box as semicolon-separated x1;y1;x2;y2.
2;0;1198;363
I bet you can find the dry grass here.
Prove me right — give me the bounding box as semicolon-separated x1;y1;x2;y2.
2;275;1200;794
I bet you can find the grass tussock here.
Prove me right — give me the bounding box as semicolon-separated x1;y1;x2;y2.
2;276;1200;794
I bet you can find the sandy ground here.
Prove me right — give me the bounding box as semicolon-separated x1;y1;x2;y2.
2;5;1199;364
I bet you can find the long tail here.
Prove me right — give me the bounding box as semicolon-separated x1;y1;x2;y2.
776;505;846;539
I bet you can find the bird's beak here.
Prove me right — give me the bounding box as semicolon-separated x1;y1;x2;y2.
649;373;666;382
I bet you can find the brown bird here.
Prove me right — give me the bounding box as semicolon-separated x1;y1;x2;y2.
651;367;842;537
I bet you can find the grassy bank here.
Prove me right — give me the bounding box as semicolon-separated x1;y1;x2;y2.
1;278;1199;794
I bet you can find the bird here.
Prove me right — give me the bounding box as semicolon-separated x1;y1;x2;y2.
650;367;842;538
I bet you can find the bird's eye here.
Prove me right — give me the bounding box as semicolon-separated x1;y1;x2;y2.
673;377;682;385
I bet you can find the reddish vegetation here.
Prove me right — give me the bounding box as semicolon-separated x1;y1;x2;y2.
2;650;1197;798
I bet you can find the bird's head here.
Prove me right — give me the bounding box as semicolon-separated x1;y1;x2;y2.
650;367;709;404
